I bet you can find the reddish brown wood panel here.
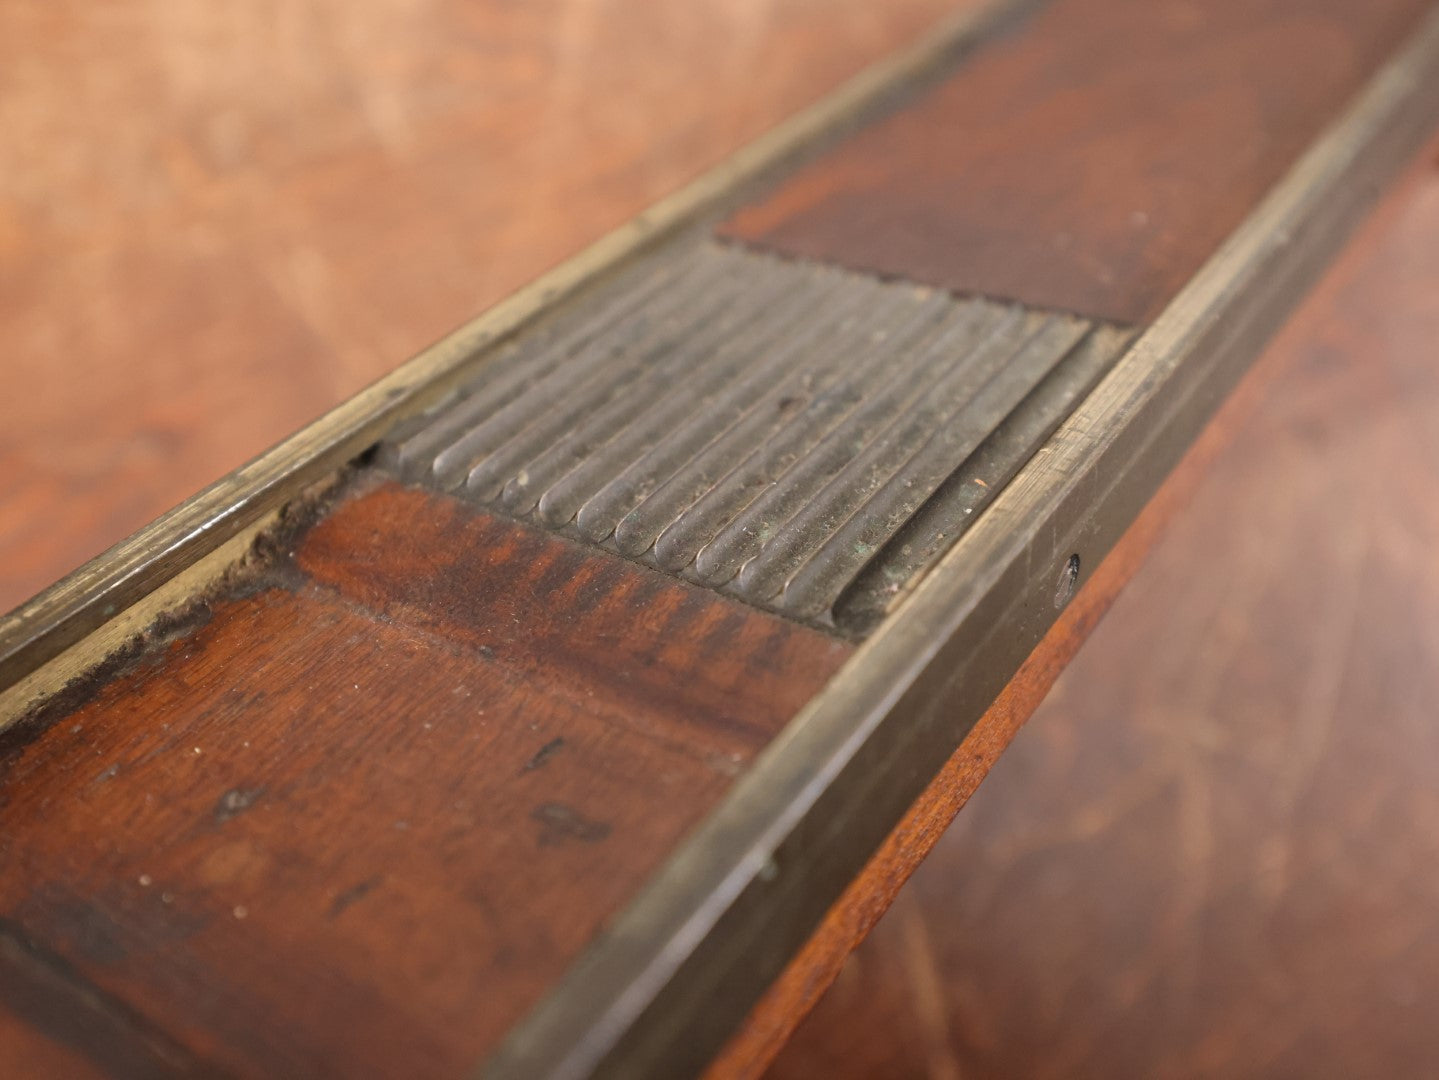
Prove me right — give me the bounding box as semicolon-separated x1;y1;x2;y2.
765;132;1439;1080
0;0;972;614
0;481;849;1078
722;0;1430;324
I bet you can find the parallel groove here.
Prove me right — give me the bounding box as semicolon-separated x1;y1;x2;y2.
460;261;749;498
832;321;1135;631
761;314;1091;614
652;288;958;576
379;239;1130;631
605;275;901;558
508;269;768;516
382;255;689;480
696;302;1024;588
687;292;973;585
426;252;737;490
540;272;842;532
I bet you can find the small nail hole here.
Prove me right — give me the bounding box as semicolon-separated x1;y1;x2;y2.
1055;553;1080;608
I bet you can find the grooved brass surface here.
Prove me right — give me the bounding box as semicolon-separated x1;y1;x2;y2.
380;241;1129;631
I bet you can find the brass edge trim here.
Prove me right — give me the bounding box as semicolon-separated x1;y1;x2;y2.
0;0;1039;694
485;11;1439;1080
0;511;279;727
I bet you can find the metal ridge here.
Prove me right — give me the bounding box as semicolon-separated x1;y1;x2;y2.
484;10;1439;1079
0;0;1044;701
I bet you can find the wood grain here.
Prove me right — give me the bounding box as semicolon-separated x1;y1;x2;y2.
0;0;971;614
0;480;848;1077
722;0;1429;324
0;1013;103;1080
766;131;1439;1080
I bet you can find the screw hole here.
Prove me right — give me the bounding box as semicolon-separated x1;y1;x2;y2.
1054;553;1080;609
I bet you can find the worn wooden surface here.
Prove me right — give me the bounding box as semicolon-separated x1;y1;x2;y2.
4;4;1436;1077
0;0;969;614
767;133;1439;1080
0;481;848;1077
723;0;1430;324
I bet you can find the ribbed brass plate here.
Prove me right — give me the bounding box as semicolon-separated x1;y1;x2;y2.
381;240;1130;633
